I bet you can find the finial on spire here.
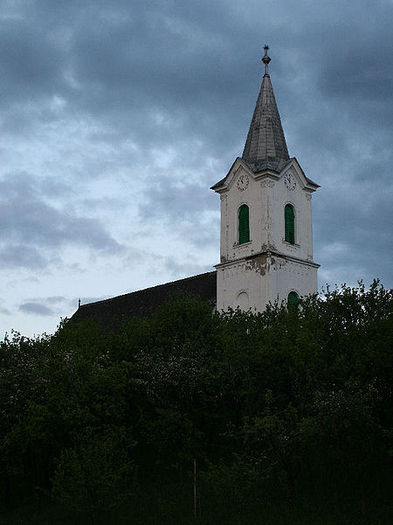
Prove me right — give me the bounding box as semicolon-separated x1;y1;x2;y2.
262;45;271;76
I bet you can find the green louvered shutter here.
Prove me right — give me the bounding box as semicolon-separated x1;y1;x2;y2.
285;204;295;244
238;205;250;244
288;291;299;306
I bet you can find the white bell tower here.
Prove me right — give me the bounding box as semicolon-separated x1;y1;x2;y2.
211;47;319;311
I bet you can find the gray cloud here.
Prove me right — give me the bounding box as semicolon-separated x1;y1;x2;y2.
315;181;393;283
162;257;212;278
0;0;392;337
17;295;83;318
2;0;391;174
0;172;122;269
0;20;66;101
139;176;216;221
0;245;48;270
0;306;11;315
19;302;54;316
45;296;69;305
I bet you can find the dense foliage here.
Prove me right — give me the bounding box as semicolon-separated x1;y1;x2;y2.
1;281;393;524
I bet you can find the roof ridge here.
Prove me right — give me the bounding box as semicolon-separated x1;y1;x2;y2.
79;270;216;309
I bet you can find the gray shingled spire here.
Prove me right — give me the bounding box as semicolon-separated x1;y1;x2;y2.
242;46;289;173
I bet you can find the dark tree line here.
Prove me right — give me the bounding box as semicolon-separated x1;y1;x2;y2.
1;281;393;523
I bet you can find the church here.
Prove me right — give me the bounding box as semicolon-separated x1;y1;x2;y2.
73;47;319;328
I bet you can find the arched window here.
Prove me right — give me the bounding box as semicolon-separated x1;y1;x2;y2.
238;204;250;244
288;291;299;307
285;204;295;244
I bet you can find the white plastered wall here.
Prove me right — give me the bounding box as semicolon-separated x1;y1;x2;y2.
215;159;318;312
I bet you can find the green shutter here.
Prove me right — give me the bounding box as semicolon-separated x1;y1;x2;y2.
285;204;295;244
288;291;299;306
238;205;250;244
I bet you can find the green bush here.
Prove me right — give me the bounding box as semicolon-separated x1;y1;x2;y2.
1;283;393;523
51;427;135;514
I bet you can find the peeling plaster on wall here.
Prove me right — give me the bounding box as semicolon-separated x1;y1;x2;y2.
245;253;269;276
214;158;318;312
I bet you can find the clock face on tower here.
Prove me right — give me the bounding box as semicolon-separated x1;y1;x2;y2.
284;173;296;191
236;173;249;191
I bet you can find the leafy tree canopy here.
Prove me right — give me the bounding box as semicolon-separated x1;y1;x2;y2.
1;281;392;523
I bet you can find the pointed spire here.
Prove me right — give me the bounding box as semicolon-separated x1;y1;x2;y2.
242;46;289;173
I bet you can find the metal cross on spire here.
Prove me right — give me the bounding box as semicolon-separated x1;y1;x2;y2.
262;45;271;76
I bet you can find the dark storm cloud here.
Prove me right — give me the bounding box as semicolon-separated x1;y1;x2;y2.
2;0;391;141
0;19;66;102
0;0;247;157
0;0;392;288
0;172;122;269
316;182;393;281
2;0;391;166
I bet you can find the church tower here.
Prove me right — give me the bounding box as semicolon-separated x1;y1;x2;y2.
211;47;319;311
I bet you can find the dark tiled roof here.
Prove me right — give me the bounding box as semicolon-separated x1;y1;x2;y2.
242;73;289;173
71;271;217;329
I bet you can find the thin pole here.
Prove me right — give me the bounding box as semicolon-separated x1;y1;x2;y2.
193;458;197;519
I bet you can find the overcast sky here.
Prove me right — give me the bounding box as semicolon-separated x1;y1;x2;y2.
0;0;392;337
